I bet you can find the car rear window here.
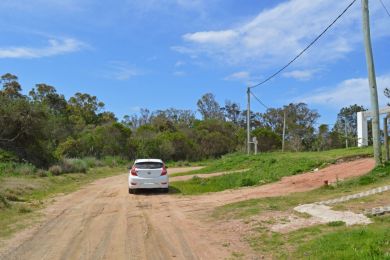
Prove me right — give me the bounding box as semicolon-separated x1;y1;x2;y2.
135;162;163;169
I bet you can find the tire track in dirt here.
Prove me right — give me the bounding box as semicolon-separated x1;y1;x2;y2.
0;160;375;259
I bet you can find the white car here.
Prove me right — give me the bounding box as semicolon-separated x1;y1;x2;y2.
128;159;169;194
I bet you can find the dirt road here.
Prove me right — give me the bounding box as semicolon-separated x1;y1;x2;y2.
0;158;375;260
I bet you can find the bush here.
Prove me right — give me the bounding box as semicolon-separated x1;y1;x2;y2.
83;157;103;168
0;194;10;209
49;165;63;176
0;149;18;163
14;164;36;175
241;177;256;187
61;158;88;173
102;156;126;167
36;169;49;177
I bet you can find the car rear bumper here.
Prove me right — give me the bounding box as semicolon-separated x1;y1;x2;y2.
128;175;169;189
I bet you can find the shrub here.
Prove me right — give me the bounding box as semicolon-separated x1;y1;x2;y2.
0;149;18;163
83;157;103;168
36;169;49;177
18;206;32;214
14;164;36;175
61;158;88;173
241;177;256;187
49;165;63;176
0;194;10;209
102;156;126;167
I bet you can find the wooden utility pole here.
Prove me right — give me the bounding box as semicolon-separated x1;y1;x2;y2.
362;0;382;166
247;87;251;154
384;117;389;161
282;109;286;152
344;116;349;149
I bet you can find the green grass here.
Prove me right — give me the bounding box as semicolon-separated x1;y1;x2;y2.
0;166;124;238
170;147;373;195
293;216;390;259
244;215;390;259
212;163;390;220
171;147;373;177
211;163;390;259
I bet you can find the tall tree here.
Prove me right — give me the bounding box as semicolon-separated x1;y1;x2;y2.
333;104;367;146
197;93;224;120
222;100;241;125
0;73;23;99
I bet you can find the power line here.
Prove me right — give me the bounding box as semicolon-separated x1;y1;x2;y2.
379;0;390;18
249;90;269;109
249;0;357;89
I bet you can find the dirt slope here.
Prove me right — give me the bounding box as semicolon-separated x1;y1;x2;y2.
0;158;375;260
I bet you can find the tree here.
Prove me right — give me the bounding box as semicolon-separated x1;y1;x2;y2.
314;124;331;151
222;100;241;124
197;93;224;120
67;92;105;125
0;73;24;99
252;128;281;152
333;104;367;147
29;84;67;114
259;103;319;151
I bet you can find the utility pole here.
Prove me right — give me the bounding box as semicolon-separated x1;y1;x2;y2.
247;87;251;154
362;0;382;166
384;117;389;161
344;116;349;149
282;109;286;152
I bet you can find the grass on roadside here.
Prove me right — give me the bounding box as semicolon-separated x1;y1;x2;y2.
0;166;125;238
171;147;372;177
212;163;390;220
211;162;390;259
170;147;373;195
244;215;390;259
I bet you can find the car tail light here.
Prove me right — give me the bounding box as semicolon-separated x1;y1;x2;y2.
131;167;138;176
161;165;167;176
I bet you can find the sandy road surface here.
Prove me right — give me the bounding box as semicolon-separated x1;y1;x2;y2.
0;158;375;260
170;169;248;182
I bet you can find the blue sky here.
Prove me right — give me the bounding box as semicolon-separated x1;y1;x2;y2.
0;0;389;124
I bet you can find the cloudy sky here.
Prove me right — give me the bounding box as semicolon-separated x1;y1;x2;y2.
1;0;389;123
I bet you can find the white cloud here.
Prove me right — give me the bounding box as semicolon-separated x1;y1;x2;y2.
106;61;141;80
183;30;238;45
176;0;389;67
0;38;87;59
224;71;250;81
283;69;320;81
298;74;390;108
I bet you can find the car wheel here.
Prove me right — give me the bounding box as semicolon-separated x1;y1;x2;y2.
162;188;169;193
129;188;134;194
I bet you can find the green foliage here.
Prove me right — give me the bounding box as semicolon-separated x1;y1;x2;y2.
0;72;375;171
49;165;63;176
251;128;282;152
60;158;88;173
0;149;18;163
294;217;390;259
170;147;373;194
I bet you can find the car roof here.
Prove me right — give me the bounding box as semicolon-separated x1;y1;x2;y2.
134;159;163;164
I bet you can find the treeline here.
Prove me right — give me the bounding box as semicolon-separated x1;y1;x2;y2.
0;73;368;169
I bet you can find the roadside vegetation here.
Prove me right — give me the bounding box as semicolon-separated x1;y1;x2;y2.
0;163;124;238
0;73;371;172
213;162;390;259
170;147;372;194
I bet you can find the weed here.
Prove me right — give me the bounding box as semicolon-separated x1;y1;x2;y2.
18;206;32;214
327;221;346;227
